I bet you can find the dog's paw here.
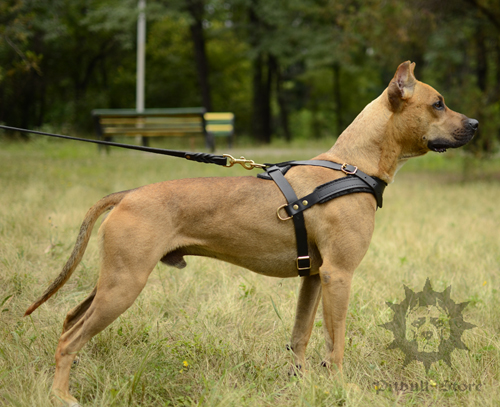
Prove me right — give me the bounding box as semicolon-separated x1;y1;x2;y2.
50;393;81;407
288;364;302;377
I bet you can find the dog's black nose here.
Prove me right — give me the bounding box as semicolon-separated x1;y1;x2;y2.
468;119;479;131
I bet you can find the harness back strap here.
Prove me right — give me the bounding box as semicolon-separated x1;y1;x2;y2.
260;160;387;277
272;160;385;208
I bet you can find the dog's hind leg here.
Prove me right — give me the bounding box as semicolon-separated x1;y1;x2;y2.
61;286;97;333
289;274;322;374
50;238;158;406
51;275;151;406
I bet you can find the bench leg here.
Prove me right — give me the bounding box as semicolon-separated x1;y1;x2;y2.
206;132;215;152
98;136;112;154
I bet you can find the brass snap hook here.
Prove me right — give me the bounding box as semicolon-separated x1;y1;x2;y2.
223;154;266;170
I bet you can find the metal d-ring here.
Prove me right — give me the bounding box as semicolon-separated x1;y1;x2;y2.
341;163;358;175
277;204;292;221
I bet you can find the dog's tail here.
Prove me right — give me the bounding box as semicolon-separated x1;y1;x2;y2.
24;190;131;317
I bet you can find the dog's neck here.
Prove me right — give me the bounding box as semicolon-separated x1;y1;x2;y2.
318;91;408;184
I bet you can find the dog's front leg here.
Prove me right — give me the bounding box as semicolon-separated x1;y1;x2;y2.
289;274;322;374
319;262;353;374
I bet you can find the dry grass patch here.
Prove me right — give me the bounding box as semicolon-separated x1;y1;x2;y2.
0;140;499;406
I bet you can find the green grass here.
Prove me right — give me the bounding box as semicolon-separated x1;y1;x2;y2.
0;138;499;406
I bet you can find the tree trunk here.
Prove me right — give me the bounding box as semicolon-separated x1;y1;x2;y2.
186;0;212;112
469;24;488;154
271;54;291;141
475;25;487;93
333;63;343;136
249;2;272;143
251;52;272;143
263;53;272;143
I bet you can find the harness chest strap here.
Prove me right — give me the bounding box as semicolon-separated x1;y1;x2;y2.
267;166;311;275
261;161;387;277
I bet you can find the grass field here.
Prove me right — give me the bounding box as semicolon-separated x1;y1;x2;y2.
0;136;499;406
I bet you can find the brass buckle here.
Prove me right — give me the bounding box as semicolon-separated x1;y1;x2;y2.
341;163;358;175
277;204;292;221
223;154;266;170
296;256;311;270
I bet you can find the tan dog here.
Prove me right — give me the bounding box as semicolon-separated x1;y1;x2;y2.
25;61;477;406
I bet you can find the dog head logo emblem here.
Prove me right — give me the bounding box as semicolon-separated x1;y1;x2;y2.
405;302;451;353
380;279;475;371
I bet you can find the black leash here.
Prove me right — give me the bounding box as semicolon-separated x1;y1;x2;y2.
1;124;386;277
0;125;265;170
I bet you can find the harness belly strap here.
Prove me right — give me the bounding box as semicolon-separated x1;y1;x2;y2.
259;160;387;277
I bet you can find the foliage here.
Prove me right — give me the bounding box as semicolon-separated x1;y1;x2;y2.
0;0;499;151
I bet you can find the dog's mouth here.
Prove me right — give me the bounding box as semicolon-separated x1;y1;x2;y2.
429;144;447;153
427;120;478;153
428;139;455;153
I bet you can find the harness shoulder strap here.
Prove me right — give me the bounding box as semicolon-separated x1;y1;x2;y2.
284;176;375;217
280;160;386;208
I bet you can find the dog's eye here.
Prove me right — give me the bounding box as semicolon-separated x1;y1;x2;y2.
431;318;444;328
433;100;444;110
412;318;425;328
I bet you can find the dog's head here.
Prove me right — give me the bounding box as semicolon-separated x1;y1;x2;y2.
388;61;478;159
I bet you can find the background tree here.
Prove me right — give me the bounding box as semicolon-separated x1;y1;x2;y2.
0;0;498;154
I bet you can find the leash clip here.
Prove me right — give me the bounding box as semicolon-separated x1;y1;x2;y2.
341;163;358;175
223;154;266;170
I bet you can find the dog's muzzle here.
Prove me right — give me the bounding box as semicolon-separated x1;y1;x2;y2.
428;118;478;153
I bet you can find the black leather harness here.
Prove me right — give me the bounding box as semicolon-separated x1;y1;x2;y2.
257;160;387;277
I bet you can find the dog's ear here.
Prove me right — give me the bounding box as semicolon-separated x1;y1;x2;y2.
388;61;417;112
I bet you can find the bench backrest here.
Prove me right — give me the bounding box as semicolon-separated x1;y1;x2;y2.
204;112;235;137
92;108;207;137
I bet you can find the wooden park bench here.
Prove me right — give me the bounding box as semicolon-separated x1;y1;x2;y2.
92;108;234;151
